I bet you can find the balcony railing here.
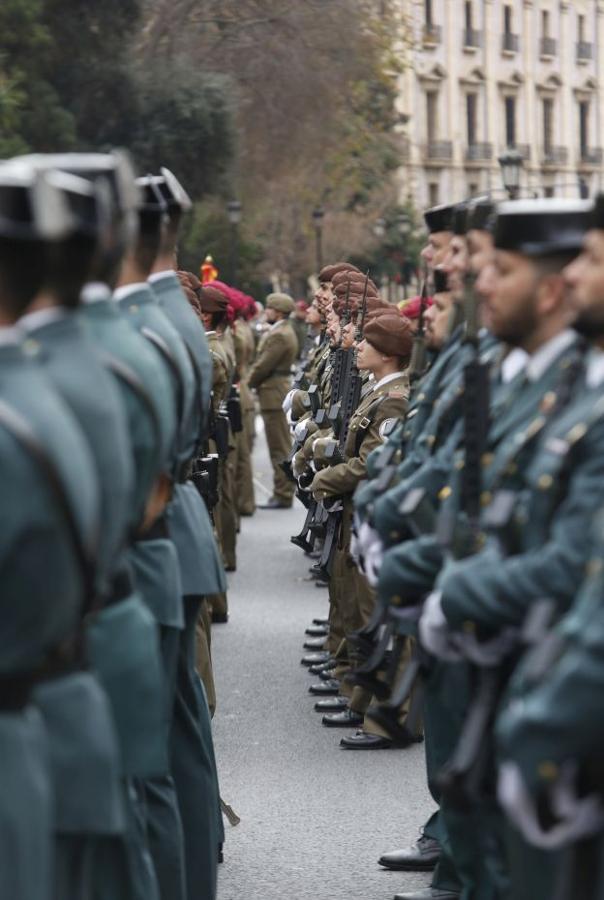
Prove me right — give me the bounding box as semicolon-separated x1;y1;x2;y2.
463;28;482;49
465;143;494;162
422;23;442;45
577;41;593;61
423;141;454;162
512;143;531;161
541;146;568;166
502;33;519;53
580;148;603;166
540;37;557;57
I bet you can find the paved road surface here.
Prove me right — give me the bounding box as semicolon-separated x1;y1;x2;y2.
212;421;435;900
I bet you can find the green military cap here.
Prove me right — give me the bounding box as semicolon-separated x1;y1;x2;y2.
266;292;295;314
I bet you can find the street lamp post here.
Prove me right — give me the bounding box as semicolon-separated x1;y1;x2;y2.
312;206;325;273
397;212;412;300
498;148;524;200
373;218;388;300
227;199;242;284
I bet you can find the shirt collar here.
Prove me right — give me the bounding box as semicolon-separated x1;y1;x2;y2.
81;281;111;305
113;283;149;303
501;347;529;384
19;306;69;333
373;371;405;392
0;324;23;346
148;270;175;284
586;348;604;388
526;329;577;383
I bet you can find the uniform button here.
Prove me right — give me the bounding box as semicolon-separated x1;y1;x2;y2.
506;462;518;475
587;558;603;577
463;620;476;634
391;595;402;606
480;491;492;506
481;452;494;467
22;338;40;357
540;391;557;413
426;435;436;447
538;474;553;490
537;761;559;781
438;486;452;501
389;530;400;541
455;459;465;471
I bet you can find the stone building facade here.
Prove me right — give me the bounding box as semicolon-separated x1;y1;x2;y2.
395;0;604;207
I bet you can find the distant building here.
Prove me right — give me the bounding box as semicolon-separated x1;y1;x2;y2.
394;0;604;207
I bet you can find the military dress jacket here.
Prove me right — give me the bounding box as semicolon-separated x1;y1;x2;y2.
439;369;604;633
248;319;298;410
376;336;582;606
310;372;410;501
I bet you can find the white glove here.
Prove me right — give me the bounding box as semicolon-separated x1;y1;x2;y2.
498;761;604;850
418;591;463;661
365;535;384;587
282;389;296;414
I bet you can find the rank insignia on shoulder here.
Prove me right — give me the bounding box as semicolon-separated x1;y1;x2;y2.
379;418;397;440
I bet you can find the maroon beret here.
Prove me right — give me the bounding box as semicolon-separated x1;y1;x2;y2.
363;313;414;360
198;285;229;313
318;262;361;284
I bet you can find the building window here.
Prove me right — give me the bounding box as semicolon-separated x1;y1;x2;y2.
578;14;585;43
426;91;438;143
504;4;513;34
466;93;478;146
468;182;479;197
429;183;439;206
425;0;433;26
544;186;555;198
465;1;473;31
579;100;590;157
505;96;516;147
543;97;554;153
542;10;550;38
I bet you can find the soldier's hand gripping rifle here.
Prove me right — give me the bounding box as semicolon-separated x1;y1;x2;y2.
313;274;370;581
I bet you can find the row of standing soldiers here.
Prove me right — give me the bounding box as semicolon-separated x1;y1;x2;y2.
284;196;604;900
0;150;264;900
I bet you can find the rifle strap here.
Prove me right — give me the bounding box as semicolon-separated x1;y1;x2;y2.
141;326;185;426
354;395;388;455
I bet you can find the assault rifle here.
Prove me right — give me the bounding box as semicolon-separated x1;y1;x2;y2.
407;264;430;384
313;274;370;581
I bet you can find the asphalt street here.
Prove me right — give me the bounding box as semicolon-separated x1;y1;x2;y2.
212;420;436;900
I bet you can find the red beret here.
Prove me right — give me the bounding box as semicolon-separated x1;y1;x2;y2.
399;295;433;320
363;313;413;360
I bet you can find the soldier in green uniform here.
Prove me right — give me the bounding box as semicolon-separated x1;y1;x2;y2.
0;163;103;900
248;292;299;508
114;180;221;900
384;199;594;900
494;194;604;900
7;157;137;900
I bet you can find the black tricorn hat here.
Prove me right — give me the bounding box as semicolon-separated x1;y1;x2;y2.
0;162;74;241
493;199;592;256
452;202;469;236
467;198;497;233
424;203;456;234
154;167;192;214
135;175;168;215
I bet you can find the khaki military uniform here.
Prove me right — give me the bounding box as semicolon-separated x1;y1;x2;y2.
205;332;231;621
233;320;256;515
311;372;409;702
248;318;298;504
